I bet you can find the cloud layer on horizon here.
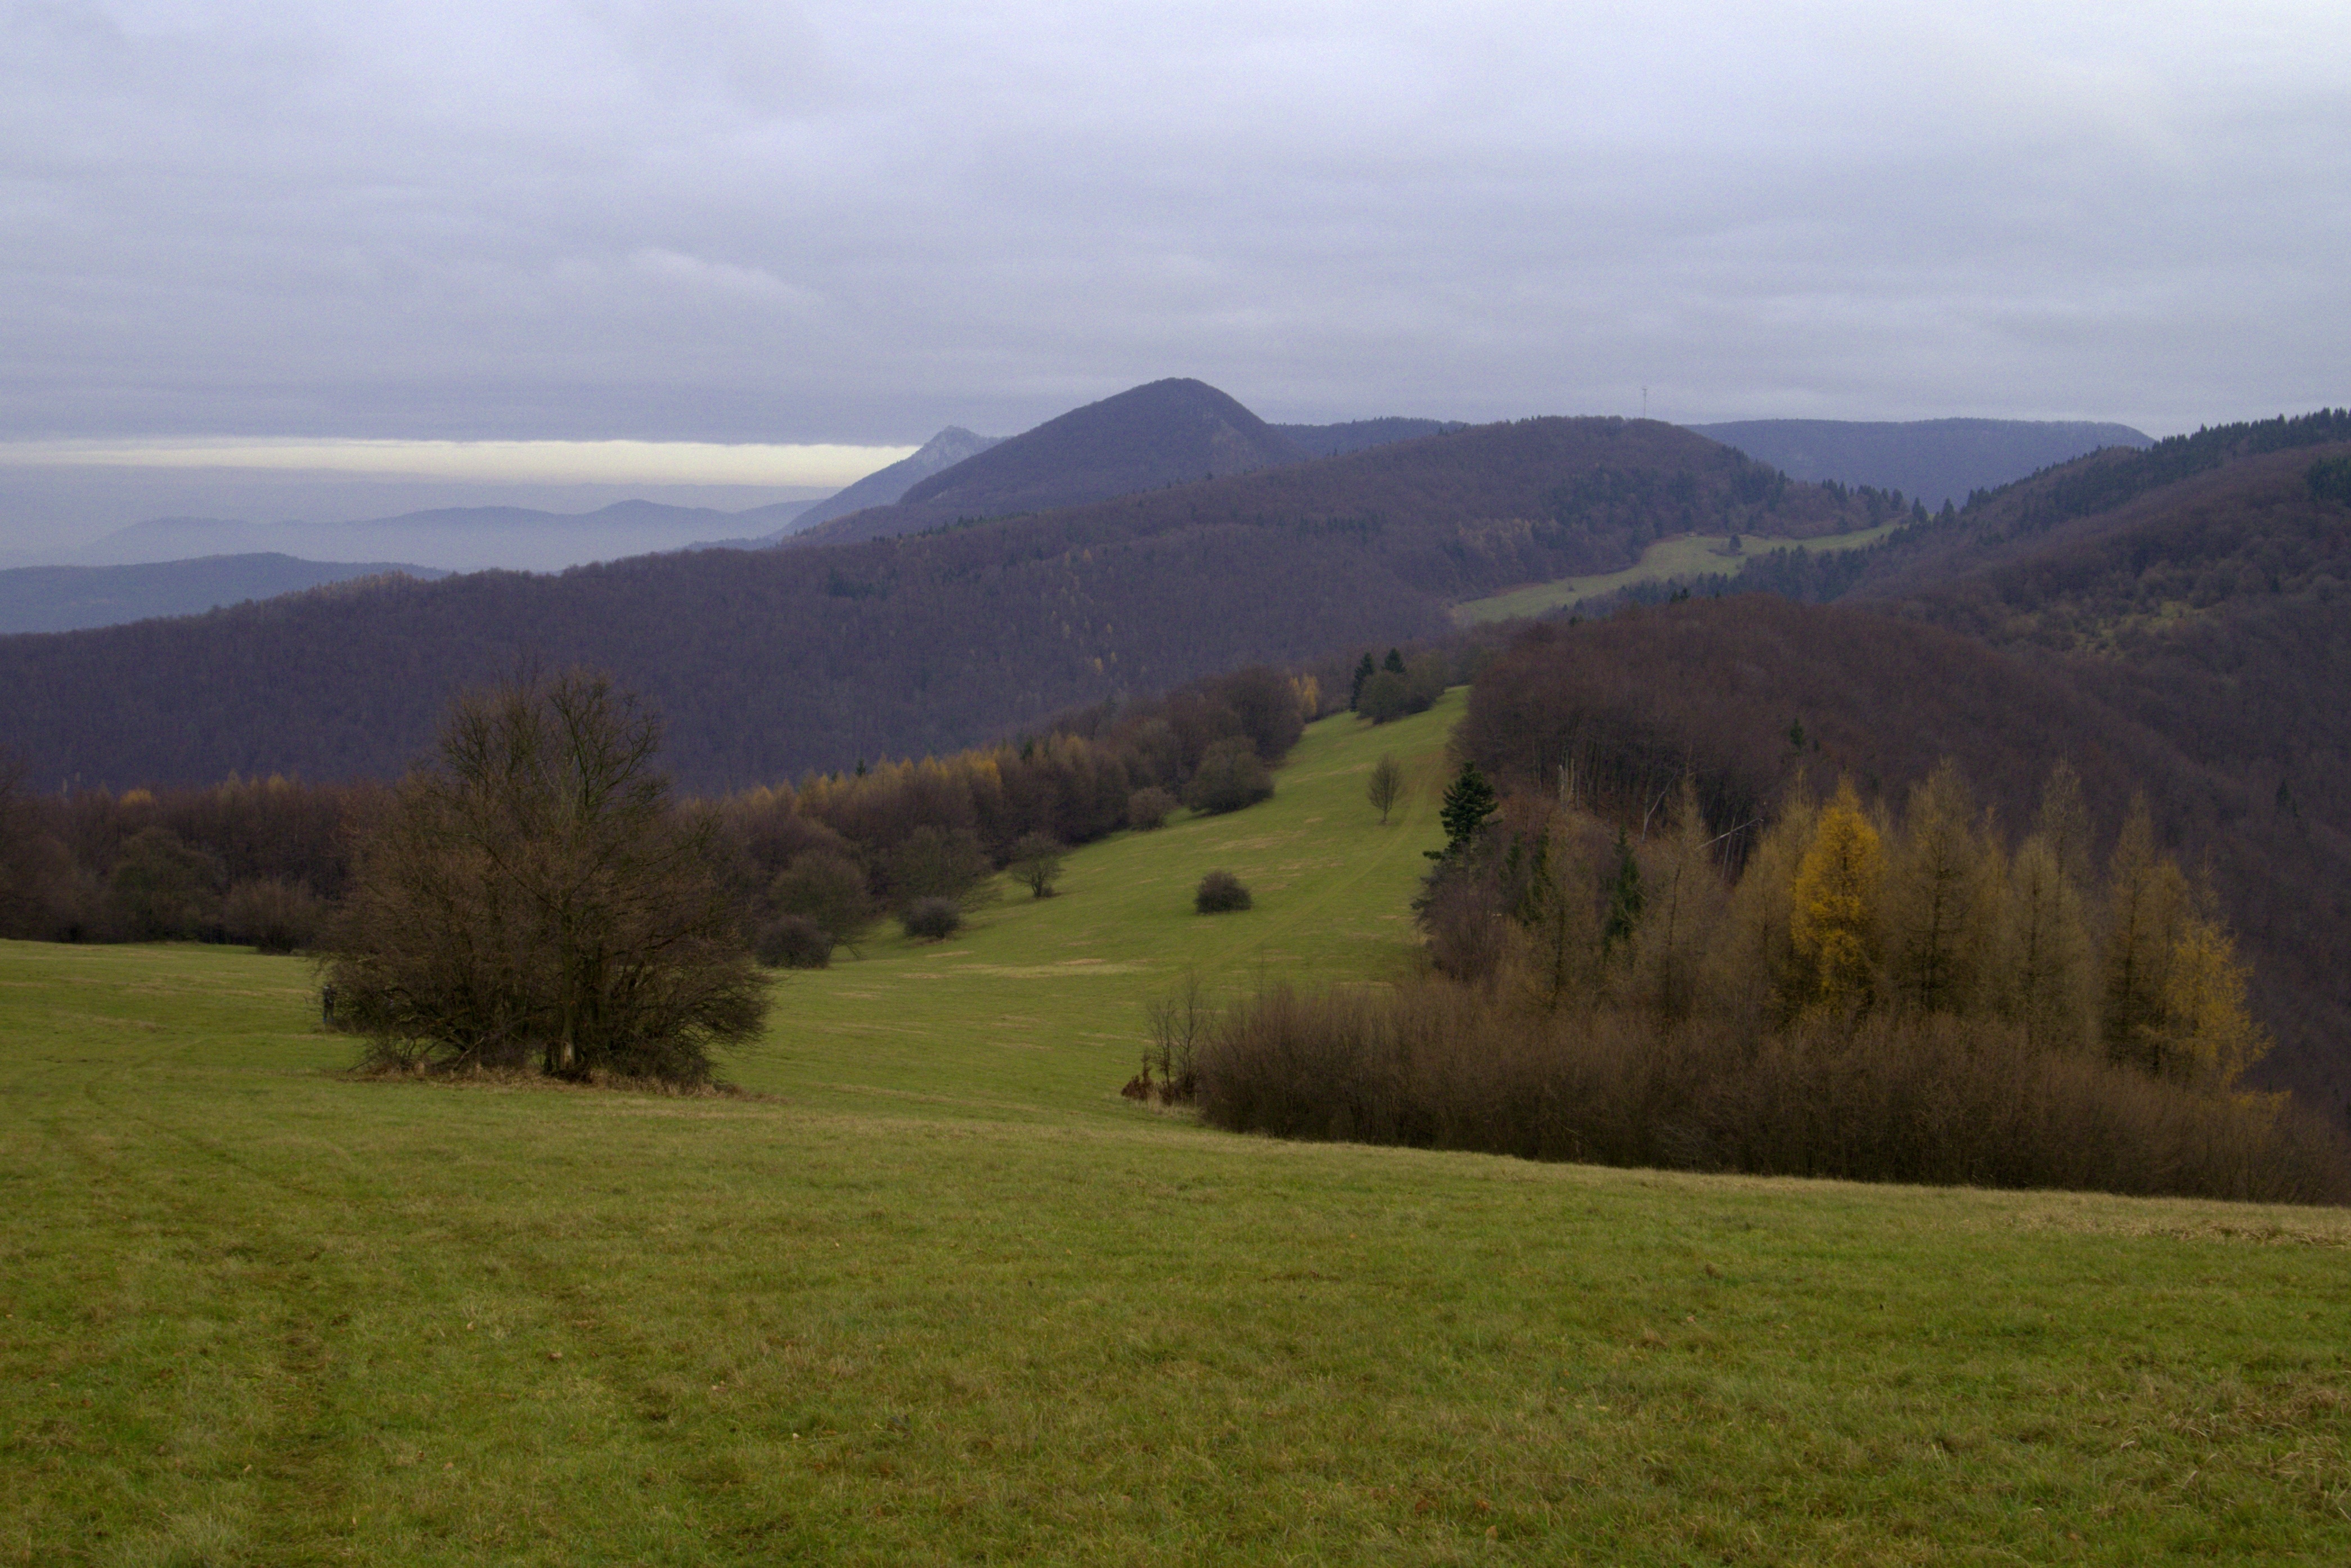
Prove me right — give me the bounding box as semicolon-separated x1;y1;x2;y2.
5;1;2347;446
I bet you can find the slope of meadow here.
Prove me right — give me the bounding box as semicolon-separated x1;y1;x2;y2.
7;696;2350;1565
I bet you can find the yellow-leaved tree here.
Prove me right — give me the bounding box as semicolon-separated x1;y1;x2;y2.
1709;779;1815;1028
2157;913;2268;1089
1790;780;1884;1011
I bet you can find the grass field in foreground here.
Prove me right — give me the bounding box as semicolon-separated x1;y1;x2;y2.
1451;522;1908;626
6;696;2350;1565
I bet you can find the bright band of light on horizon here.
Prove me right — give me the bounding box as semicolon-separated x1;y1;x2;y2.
0;439;917;488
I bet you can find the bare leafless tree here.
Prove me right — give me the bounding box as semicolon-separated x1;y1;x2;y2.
1366;753;1406;825
323;670;766;1082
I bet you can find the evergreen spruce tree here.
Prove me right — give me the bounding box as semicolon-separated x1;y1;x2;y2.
1432;762;1498;860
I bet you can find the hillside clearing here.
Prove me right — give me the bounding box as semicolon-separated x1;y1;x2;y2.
1453;521;1907;626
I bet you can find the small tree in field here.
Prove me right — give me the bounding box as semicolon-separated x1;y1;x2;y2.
1006;832;1066;898
1366;754;1406;824
323;671;765;1083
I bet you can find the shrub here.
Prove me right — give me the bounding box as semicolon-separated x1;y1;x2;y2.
106;826;224;940
1357;656;1447;724
901;896;964;940
1005;831;1066;898
881;824;995;909
770;848;875;947
1135;972;1212;1103
221;878;324;954
1195;869;1253;914
1126;786;1177;830
1189;979;2351;1204
754;913;834;968
1183;738;1273;815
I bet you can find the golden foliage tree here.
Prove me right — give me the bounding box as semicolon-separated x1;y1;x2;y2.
2157;913;2267;1088
1709;781;1814;1029
1790;780;1883;1011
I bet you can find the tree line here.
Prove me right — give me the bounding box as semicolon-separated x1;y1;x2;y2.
1180;754;2349;1203
0;662;1323;968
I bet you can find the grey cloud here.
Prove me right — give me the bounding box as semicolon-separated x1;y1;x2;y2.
3;0;2346;453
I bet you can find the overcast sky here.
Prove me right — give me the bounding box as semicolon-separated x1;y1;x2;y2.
6;0;2348;476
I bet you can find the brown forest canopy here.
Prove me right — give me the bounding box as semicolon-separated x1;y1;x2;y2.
1453;597;2351;1126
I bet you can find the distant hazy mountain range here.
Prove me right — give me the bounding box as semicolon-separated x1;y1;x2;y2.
4;395;2152;634
762;427;1003;540
55;498;817;576
1684;418;2151;510
0;555;449;636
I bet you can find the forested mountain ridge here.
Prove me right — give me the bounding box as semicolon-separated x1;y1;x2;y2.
1687;417;2150;509
1839;411;2351;601
0;416;1878;794
797;379;1310;544
763;427;1001;539
1274;417;1468;457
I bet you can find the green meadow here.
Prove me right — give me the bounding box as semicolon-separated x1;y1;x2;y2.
1452;522;1908;627
6;693;2350;1565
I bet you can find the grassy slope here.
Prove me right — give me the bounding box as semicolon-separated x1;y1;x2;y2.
753;693;1462;1120
6;695;2350;1566
1453;521;1907;626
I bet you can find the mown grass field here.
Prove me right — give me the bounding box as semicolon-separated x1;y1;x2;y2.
1452;522;1907;626
7;693;2350;1565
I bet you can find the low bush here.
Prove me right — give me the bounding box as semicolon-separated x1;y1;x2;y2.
901;896;964;941
1189;978;2351;1204
1195;870;1252;914
754;913;834;968
1126;786;1177;830
769;849;875;948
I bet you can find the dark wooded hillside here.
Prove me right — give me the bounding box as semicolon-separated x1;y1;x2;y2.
0;417;1874;795
799;379;1309;544
1455;597;2351;1124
